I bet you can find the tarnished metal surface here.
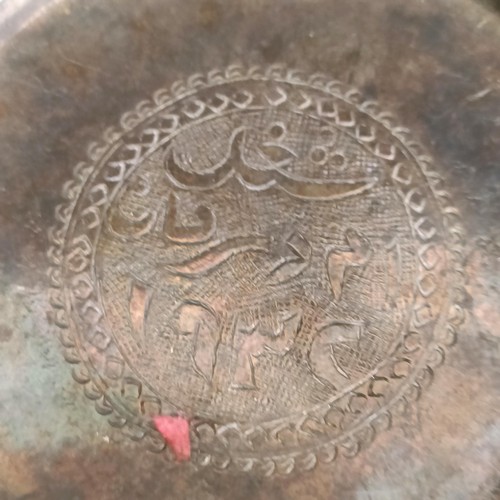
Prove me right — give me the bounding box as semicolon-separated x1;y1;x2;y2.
0;0;499;498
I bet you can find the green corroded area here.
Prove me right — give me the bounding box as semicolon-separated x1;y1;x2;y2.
0;284;108;452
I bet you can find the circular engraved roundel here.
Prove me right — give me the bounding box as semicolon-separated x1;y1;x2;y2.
48;65;465;474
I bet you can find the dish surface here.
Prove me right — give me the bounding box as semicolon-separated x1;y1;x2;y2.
0;0;499;498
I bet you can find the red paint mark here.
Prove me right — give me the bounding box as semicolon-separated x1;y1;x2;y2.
153;415;191;461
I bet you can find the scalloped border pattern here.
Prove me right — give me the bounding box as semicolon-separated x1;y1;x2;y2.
47;64;466;475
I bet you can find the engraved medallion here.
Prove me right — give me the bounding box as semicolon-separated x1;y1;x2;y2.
48;65;465;474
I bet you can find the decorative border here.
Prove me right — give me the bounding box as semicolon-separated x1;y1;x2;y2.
47;64;466;475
